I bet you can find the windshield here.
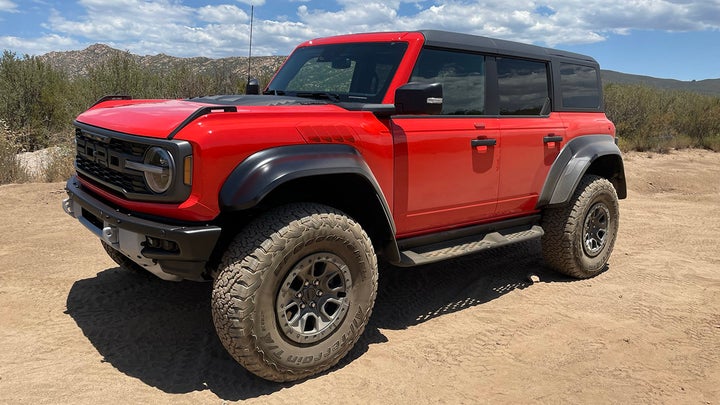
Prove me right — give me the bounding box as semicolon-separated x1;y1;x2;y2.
266;42;408;104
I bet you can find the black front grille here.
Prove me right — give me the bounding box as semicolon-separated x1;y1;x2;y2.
73;121;192;203
75;128;152;195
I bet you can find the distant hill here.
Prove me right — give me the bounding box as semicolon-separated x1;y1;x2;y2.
38;43;720;97
601;70;720;97
39;43;286;81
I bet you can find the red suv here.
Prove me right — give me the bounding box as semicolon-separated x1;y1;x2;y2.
63;30;626;381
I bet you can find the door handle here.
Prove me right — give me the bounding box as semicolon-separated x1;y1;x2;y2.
471;138;497;147
543;135;563;143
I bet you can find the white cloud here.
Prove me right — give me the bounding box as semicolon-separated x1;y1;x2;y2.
0;0;17;12
198;5;249;24
47;0;195;41
235;0;265;6
0;34;79;56
292;0;720;48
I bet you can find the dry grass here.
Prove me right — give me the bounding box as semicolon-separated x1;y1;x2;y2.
0;124;30;184
1;123;74;185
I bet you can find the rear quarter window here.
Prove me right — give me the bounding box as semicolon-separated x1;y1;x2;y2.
559;63;601;109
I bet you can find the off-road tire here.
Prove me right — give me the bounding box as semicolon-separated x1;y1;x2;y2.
101;241;146;273
541;175;619;279
211;203;378;382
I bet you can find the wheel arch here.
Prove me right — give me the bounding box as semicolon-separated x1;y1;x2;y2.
538;135;627;208
218;144;401;262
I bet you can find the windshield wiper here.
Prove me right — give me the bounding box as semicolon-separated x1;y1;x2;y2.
294;92;341;102
263;89;286;96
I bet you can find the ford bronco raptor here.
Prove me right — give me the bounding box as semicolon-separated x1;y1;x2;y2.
63;30;626;382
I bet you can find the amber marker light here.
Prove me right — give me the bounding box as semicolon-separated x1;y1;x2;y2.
183;155;193;185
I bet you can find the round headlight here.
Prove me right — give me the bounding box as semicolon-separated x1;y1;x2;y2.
143;147;174;193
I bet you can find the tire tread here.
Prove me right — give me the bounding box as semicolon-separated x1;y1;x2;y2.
541;175;619;279
211;203;378;382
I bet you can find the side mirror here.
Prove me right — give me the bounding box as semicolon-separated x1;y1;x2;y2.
246;78;260;95
394;82;443;115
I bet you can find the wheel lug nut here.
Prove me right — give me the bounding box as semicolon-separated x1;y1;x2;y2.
304;281;310;286
296;292;302;298
300;304;306;309
316;291;323;296
313;280;320;286
310;302;316;308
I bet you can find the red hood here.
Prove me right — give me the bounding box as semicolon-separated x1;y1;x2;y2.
75;96;337;138
76;99;212;138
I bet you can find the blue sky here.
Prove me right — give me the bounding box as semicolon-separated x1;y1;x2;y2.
0;0;718;81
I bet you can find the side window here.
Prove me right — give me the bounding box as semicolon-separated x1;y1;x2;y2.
410;48;485;115
497;58;549;115
560;63;601;109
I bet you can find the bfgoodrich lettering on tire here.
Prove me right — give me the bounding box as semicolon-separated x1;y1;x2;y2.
541;175;620;279
211;203;378;382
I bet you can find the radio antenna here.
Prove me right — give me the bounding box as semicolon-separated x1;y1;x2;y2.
247;4;254;84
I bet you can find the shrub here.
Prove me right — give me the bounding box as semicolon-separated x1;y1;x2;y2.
0;121;30;184
605;84;720;152
0;51;76;151
41;145;76;183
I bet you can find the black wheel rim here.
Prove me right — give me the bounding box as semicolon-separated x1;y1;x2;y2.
276;253;352;344
583;202;610;257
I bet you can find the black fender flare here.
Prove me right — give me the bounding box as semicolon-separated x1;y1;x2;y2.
219;144;398;258
537;135;626;208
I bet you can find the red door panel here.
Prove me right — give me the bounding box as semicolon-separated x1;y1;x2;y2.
496;114;566;216
391;117;500;237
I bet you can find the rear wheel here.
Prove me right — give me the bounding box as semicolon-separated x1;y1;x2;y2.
211;203;378;382
541;175;619;278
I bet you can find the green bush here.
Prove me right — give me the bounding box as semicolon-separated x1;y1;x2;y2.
0;50;276;183
0;51;77;151
605;83;720;152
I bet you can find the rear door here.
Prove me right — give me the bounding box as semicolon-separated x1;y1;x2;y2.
494;57;566;217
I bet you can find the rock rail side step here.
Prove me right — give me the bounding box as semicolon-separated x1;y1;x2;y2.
397;223;544;267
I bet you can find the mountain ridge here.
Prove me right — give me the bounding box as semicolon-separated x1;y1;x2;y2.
38;43;286;81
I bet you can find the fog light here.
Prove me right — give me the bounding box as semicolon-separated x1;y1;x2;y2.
146;236;160;248
162;240;179;252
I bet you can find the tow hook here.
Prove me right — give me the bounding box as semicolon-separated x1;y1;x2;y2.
103;226;119;244
62;198;75;217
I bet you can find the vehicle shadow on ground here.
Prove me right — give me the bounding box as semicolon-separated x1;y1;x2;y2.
65;239;570;400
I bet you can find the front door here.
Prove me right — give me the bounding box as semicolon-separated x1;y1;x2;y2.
392;117;500;236
391;48;499;237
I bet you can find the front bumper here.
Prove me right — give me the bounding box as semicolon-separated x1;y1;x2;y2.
63;176;221;281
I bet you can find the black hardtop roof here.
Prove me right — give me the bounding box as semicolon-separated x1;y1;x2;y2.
419;30;598;65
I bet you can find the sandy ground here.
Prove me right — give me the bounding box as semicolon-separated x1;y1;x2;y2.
0;149;718;404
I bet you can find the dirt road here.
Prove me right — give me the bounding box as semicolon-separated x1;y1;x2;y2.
1;150;718;404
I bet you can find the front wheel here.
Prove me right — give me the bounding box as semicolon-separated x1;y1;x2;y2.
211;203;378;382
541;175;620;278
